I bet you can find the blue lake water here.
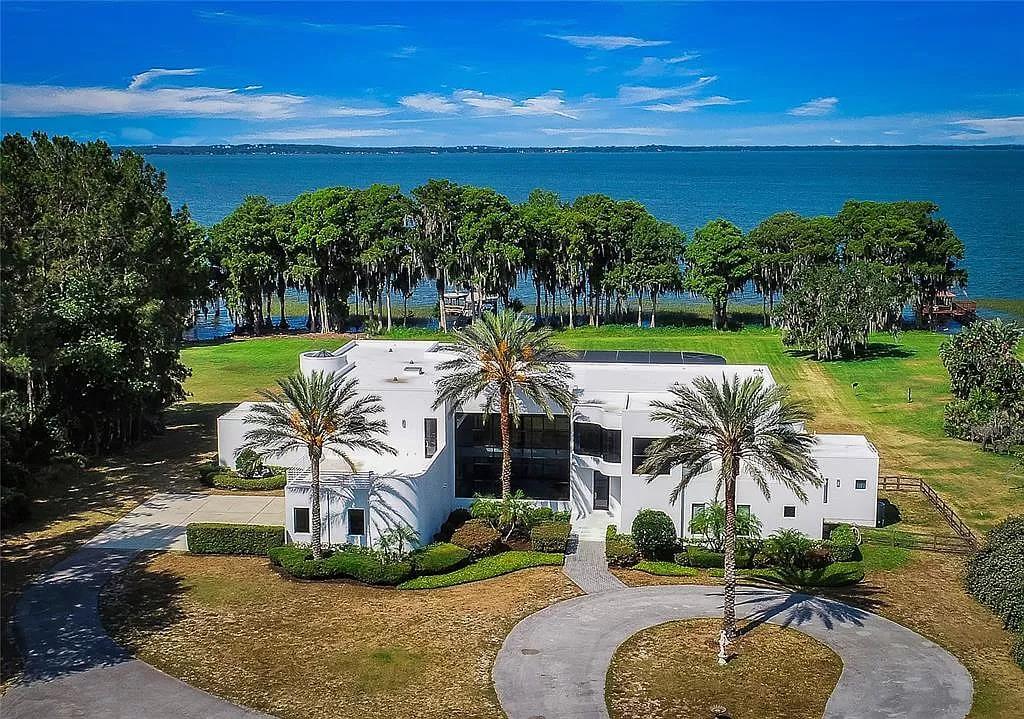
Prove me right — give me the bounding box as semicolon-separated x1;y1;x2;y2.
150;148;1023;338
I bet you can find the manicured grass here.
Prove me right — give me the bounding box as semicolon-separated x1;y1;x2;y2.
101;553;580;719
606;618;842;719
397;551;563;589
859;544;912;573
633;561;699;577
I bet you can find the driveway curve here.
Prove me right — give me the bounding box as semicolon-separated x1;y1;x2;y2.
493;584;973;719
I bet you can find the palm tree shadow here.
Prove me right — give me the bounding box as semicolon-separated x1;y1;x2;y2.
733;583;886;634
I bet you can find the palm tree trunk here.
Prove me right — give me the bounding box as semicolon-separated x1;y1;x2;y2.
722;461;739;638
310;451;323;560
499;388;512;499
385;292;393;332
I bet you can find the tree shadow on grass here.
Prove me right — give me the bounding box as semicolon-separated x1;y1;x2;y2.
98;556;188;659
785;342;915;363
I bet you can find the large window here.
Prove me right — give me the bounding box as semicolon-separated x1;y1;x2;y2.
455;413;570;500
347;508;366;536
424;417;438;457
632;437;659;474
573;422;621;462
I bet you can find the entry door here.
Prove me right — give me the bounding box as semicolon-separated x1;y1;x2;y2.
593;472;610;511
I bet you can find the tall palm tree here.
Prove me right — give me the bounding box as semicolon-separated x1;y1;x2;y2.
638;374;820;640
240;370;396;560
433;310;576;499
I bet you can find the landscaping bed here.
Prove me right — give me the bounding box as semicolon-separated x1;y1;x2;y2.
198;461;286;492
606;617;842;719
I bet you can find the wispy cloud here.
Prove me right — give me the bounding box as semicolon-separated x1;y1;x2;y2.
643;95;747;112
196;10;403;33
326;106;391;117
454;90;578;119
231;127;401;142
399;93;459;114
625;54;700;78
128;67;202;90
617;76;718;104
788;96;839;117
948;115;1024;141
391;46;418;59
540;126;671;136
548;34;670;50
1;81;306;119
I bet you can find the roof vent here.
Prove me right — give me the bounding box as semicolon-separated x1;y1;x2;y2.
403;365;424;375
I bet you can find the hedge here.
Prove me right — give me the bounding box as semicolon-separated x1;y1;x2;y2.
1013;631;1024;671
410;542;471;575
631;509;677;560
826;524;861;563
450;518;500;558
398;551;563;590
634;561;698;577
186;522;285;555
199;463;286;491
965;534;1024;633
530;521;571;553
606;535;639;567
269;544;412;585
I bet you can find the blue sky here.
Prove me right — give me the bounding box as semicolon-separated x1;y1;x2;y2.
2;2;1021;146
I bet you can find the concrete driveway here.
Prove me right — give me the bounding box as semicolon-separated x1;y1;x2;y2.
83;492;284;551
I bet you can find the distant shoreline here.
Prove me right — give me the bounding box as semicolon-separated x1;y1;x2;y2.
124;143;1024;156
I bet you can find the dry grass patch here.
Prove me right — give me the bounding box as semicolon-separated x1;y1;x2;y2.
101;552;580;719
607;617;841;719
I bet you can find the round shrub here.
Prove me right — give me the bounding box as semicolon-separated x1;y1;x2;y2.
605;536;639;567
631;509;677;560
410;542;471;575
964;536;1024;632
450;518;500;558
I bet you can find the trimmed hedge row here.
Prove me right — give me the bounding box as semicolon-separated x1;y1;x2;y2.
269;544;412;585
411;542;471;575
398;551;563;590
530;521;571;553
199;463;286;491
674;545;756;569
186;522;285;555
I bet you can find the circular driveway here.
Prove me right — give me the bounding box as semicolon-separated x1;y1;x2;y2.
493;584;973;719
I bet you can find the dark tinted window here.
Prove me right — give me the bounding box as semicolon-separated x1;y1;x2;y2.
293;507;310;534
783;505;796;518
632;437;657;474
573;422;621;463
347;508;366;536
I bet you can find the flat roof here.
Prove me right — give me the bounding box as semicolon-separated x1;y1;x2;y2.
568;350;726;365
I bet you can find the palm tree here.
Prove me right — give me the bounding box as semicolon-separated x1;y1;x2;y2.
638;374;820;640
433;310;576;499
240;370;396;560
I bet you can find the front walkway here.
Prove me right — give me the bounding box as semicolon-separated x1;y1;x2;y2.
1;492;281;719
493;584;973;719
563;511;625;594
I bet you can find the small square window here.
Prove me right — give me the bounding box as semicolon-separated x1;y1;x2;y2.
783;506;796;518
347;508;366;536
855;479;868;490
293;507;310;534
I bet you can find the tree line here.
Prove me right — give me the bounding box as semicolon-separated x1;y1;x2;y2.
210;180;967;352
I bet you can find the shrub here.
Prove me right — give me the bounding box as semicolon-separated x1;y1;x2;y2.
631;509;677;560
234;448;267;478
634;561;698;577
1012;631;1024;672
605;536;639;567
199;462;286;491
687;502;763;552
530;521;571;553
411;542;471;575
987;515;1024;549
825;525;861;562
527;506;554;524
552;510;571;523
269;544;412;585
436;508;471;541
803;545;833;569
398;551;563;590
469;497;502;527
450;518;500;558
747;561;865;588
187;523;285;555
676;546;724;569
965;535;1024;633
762;529;815;568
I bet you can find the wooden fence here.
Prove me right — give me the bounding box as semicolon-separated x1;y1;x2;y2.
877;475;980;551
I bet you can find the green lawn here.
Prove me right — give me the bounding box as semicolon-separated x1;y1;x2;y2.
181;324;1023;531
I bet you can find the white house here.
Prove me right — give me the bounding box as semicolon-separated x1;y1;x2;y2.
216;339;879;546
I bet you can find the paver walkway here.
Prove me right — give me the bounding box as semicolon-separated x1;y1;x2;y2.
563;510;626;594
1;492;281;719
493;583;973;719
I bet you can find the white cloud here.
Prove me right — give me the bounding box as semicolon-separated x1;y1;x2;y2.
326;106;391;117
788;96;839;117
244;85;263;91
643;95;746;112
391;46;418;59
617;76;717;104
625;54;700;77
1;82;306;119
948;116;1024;141
548;34;670;50
120;127;155;143
454;90;578;119
128;67;203;90
399;93;459;114
231;127;401;142
540;126;671;136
